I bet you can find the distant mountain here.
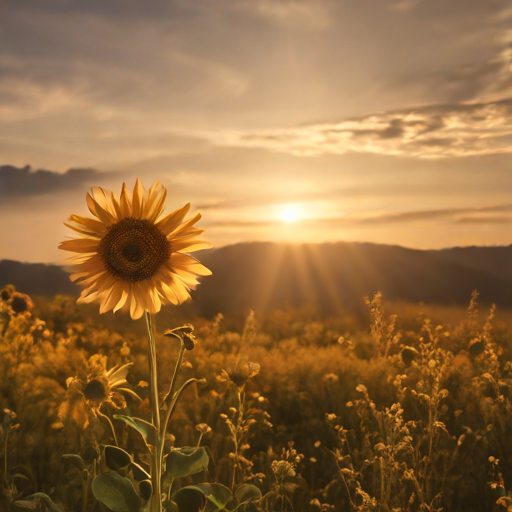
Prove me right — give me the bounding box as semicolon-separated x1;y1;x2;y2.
1;242;511;315
429;245;512;281
0;260;77;296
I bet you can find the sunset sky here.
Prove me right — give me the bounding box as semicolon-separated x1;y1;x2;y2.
1;0;512;263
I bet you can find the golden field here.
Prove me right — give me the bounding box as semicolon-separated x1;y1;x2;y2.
1;287;512;512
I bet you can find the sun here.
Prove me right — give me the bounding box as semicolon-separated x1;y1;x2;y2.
279;204;301;223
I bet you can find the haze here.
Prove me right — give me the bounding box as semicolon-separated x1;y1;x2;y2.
1;0;511;263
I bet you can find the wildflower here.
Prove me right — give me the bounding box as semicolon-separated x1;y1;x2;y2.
401;346;419;366
195;423;212;435
59;179;211;319
0;285;14;301
8;292;34;314
59;356;140;428
271;460;296;479
220;361;260;389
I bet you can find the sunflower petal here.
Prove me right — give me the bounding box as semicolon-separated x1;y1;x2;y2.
111;191;123;220
69;214;106;233
157;203;190;234
132;178;145;219
130;294;145;320
91;186;115;216
120;183;132;217
171;253;212;276
113;289;129;313
100;283;124;314
77;291;101;304
109;363;133;386
86;193;115;225
59;239;99;253
172;240;211;253
146;184;167;222
168;212;201;237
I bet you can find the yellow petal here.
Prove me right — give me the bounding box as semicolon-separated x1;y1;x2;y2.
120;183;132;218
59;239;99;253
157;203;190;234
132;178;145;219
64;222;102;239
113;289;129;313
130;294;145;320
168;212;201;238
91;186;115;216
77;291;101;304
171;253;212;276
86;193;115;226
69;214;106;233
172;240;211;253
145;183;167;222
111;192;123;220
100;283;124;314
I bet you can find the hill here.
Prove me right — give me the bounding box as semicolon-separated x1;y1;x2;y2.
1;242;511;315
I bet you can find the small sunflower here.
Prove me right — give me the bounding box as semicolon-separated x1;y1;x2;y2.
59;179;211;319
59;356;140;429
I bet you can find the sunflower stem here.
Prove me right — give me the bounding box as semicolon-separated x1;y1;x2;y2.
96;408;118;446
162;342;186;407
145;312;163;512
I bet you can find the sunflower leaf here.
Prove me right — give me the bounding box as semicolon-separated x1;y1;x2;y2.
234;483;262;504
114;415;157;446
92;472;142;512
104;445;132;471
173;484;233;512
165;446;209;479
13;493;66;512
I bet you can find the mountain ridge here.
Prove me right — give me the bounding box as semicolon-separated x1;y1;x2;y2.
1;241;511;315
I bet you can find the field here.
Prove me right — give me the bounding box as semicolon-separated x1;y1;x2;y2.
1;287;512;512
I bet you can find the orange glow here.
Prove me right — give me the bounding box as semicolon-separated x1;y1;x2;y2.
279;204;302;223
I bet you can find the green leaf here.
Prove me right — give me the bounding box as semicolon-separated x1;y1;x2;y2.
13;493;65;512
173;484;233;512
114;415;157;446
61;454;85;470
92;472;142;512
234;484;261;504
104;445;132;471
163;501;180;512
165;446;209;479
139;479;153;502
130;461;151;482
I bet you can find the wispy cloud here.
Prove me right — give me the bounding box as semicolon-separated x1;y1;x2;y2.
217;99;512;158
207;203;512;229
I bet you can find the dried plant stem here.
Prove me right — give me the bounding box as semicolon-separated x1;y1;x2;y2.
145;312;163;512
3;429;8;482
96;408;118;446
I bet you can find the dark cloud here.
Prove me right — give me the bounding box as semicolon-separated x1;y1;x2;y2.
228;98;512;158
0;165;104;197
456;216;512;224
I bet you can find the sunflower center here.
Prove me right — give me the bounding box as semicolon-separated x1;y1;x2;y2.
83;379;109;402
122;242;143;262
99;217;171;282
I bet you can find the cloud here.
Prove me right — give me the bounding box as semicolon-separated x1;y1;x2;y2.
217;98;512;158
232;0;334;31
456;216;512;224
351;204;512;224
0;165;106;198
207;203;512;229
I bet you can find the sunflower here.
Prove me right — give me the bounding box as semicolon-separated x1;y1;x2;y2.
59;179;211;319
59;355;140;429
